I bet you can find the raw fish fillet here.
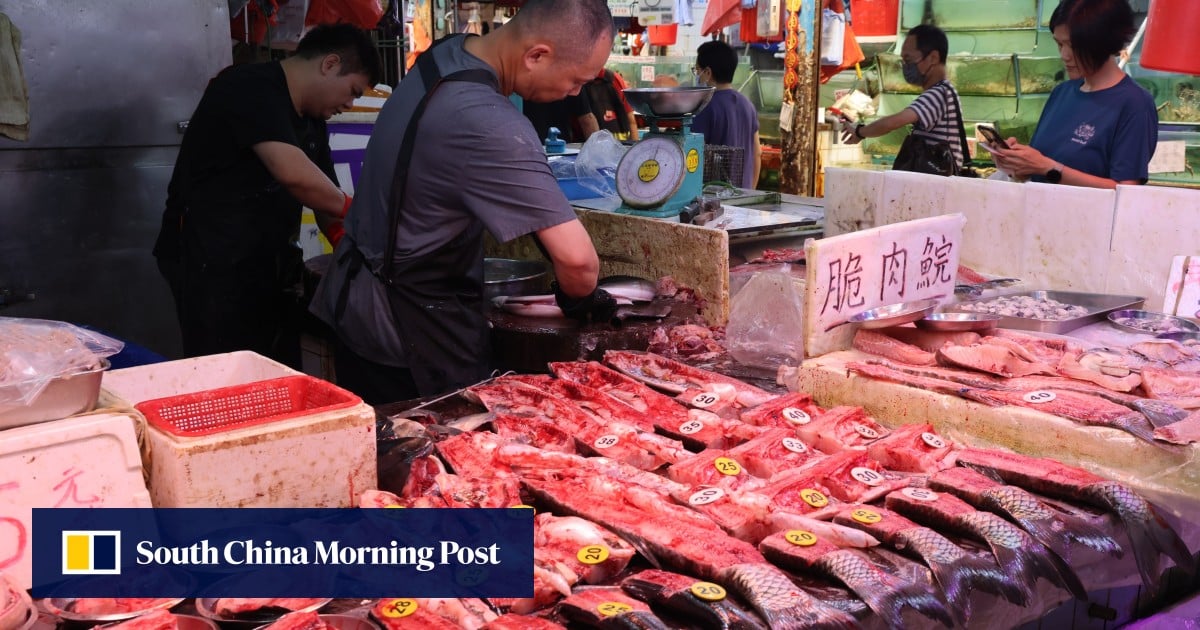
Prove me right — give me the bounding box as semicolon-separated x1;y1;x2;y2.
410;598;497;630
936;342;1056;377
865;423;955;473
960;387;1163;447
371;599;462;629
953;448;1195;597
1154;408;1200;444
852;330;936;366
986;329;1073;365
737;392;824;429
604;350;777;408
794;406;889;454
724;428;824;479
556;588;669;629
71;599;176;615
261;611;326;630
1141;367;1200;409
482;614;566;629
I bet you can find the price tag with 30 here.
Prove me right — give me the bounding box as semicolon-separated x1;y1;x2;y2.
691;392;720;408
689;487;725;506
850;466;884;486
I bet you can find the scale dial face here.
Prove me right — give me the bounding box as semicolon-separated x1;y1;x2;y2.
615;135;686;209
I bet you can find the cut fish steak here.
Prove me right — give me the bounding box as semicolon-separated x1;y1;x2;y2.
928;467;1122;561
953;448;1195;597
794;406;890;454
667;449;766;492
758;529;954;628
737;392;824;430
621;569;767;630
783;450;905;504
724;427;825;479
604;350;777;408
865;423;955;473
370;598;477;630
885;489;1088;602
520;474;858;629
1141;367;1200;409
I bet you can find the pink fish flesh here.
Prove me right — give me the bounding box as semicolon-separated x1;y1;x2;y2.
604;350;777;408
865;423;955;473
852;330;936;366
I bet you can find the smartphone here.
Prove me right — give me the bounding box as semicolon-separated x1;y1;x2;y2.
977;125;1009;149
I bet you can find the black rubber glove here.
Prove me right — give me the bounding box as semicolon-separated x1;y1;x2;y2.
553;281;618;323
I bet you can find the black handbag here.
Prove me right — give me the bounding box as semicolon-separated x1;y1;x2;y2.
892;85;973;177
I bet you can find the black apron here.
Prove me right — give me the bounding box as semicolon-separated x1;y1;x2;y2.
336;39;497;396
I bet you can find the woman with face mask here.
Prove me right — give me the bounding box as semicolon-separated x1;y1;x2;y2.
841;24;964;169
989;0;1156;188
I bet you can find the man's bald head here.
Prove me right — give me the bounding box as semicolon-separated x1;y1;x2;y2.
508;0;614;58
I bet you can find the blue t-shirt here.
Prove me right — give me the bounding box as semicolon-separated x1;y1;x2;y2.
1029;76;1158;183
692;89;760;187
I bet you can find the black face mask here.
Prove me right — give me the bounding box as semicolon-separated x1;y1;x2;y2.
902;53;927;86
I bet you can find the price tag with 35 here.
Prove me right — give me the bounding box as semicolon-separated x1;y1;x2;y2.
921;432;946;449
678;419;705;435
854;424;881;439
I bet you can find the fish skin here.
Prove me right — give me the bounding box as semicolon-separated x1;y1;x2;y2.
620;569;768;630
758;532;954;628
953;448;1196;597
555;588;669;630
520;475;858;630
832;504;1026;614
885;490;1089;603
929;467;1123;562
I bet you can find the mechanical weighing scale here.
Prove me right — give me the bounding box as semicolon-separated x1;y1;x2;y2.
614;87;715;219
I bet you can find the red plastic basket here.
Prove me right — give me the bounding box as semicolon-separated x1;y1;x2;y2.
136;375;361;437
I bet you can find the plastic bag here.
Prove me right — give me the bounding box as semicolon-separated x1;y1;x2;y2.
831;89;875;121
820;8;846;66
0;317;124;406
306;0;384;30
574;130;627;199
726;271;807;369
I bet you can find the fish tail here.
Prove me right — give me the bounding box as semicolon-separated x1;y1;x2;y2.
1013;510;1124;561
1088;482;1195;595
987;534;1087;601
720;564;858;630
863;573;955;629
923;554;988;623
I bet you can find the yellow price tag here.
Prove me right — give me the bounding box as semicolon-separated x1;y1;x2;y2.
597;602;634;616
714;457;742;476
799;488;829;508
384;504;405;508
851;508;883;524
685;148;700;173
638;159;661;182
577;544;610;565
380;599;417;618
785;530;818;546
690;582;727;601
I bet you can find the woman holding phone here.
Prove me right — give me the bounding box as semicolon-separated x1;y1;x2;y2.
989;0;1157;188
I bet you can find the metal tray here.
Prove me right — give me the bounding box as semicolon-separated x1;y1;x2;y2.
0;359;108;431
945;290;1145;334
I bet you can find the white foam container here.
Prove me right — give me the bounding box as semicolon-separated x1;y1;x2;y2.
0;412;152;589
102;351;377;509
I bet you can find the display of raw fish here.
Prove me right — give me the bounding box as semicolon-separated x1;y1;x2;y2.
536;513;637;585
541;378;660;433
928;467;1122;561
786;450;904;504
71;598;177;615
555;588;669;629
794;406;890;455
481;613;567;629
1154;408;1200;444
724;427;825;479
604;350;777;408
959;387;1163;446
491;414;577;454
877;327;983;354
621;569;767;629
936;342;1056;378
885;489;1088;602
551;360;761;450
1140;367;1200;409
752;469;841;520
436;431;515;479
1129;339;1198;365
261;611;327;630
212;599;325;617
865;423;955;473
987;329;1073;365
371;598;465;629
833;502;1026;613
647;323;727;361
852;330;936;366
409;598;497;629
846;361;968;397
521;474;858;629
496;443;690;499
758;530;954;628
953;448;1195;596
101;609;179;630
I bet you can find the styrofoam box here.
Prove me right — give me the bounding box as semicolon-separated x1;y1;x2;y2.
0;412;152;589
101;350;302;407
102;351;377;509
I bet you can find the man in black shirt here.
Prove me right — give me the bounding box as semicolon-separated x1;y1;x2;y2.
154;24;380;366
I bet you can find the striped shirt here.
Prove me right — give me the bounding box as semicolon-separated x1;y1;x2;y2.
907;80;964;166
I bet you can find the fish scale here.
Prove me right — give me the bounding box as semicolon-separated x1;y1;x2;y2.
885;489;1089;602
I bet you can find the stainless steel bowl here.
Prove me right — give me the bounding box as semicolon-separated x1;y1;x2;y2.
846;298;941;330
623;87;715;118
1107;309;1200;335
195;598;333;625
484;258;548;300
43;598;184;623
915;312;1002;332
